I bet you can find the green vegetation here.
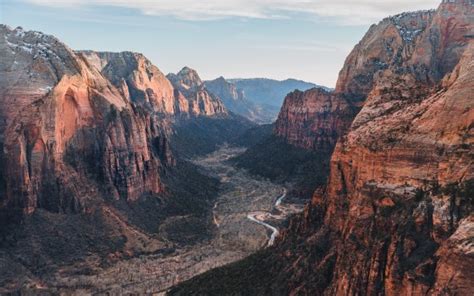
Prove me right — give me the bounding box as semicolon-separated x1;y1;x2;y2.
232;135;330;199
231;124;273;148
168;249;287;296
170;114;255;158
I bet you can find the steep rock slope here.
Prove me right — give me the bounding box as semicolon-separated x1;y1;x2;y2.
167;67;227;116
274;3;469;152
170;1;474;295
265;0;471;186
80;52;228;117
274;88;359;152
79;50;185;115
166;68;255;158
315;37;474;296
235;87;356;199
0;25;170;215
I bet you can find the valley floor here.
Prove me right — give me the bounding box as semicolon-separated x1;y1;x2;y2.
33;145;303;294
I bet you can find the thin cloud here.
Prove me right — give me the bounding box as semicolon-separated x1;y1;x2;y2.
26;0;440;24
250;41;353;53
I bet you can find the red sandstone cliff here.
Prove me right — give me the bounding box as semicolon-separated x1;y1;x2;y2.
79;50;186;114
274;88;358;152
0;25;175;215
80;52;227;117
280;1;474;294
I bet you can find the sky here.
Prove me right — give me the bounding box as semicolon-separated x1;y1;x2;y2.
1;0;440;87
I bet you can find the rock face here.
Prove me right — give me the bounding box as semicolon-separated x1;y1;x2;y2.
276;0;473;154
0;25;171;215
79;51;184;114
80;53;226;117
274;88;359;152
167;67;227;116
312;42;473;296
280;1;474;294
170;1;474;295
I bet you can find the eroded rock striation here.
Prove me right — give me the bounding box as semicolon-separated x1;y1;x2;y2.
274;88;358;152
281;1;474;293
276;0;473;155
0;25;168;215
79;50;184;115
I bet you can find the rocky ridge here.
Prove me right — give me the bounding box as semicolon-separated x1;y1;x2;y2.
275;0;473;153
0;24;235;216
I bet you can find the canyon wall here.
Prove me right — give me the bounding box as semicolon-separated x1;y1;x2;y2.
274;88;358;152
282;1;474;294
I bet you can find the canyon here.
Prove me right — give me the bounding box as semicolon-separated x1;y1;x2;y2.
1;0;473;295
0;24;305;293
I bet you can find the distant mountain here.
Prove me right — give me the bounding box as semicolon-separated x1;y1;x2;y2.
204;77;273;124
228;78;328;108
205;77;327;123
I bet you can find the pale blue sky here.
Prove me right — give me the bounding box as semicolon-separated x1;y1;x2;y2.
1;0;439;87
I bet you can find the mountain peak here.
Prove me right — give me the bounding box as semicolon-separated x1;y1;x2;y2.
168;66;203;89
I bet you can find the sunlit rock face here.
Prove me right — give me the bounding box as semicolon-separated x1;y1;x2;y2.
0;22;235;217
167;67;228;117
276;0;473;155
79;50;184;114
0;25;176;215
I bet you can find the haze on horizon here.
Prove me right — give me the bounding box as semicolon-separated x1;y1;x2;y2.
1;0;439;87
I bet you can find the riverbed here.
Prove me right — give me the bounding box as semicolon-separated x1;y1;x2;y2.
47;145;304;294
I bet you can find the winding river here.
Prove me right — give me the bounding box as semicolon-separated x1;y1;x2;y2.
48;145;303;294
